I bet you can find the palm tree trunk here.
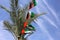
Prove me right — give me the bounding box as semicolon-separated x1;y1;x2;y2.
18;36;26;40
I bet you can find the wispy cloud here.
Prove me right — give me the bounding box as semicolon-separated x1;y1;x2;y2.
42;0;60;23
43;15;58;28
35;0;59;29
0;21;5;30
34;19;54;40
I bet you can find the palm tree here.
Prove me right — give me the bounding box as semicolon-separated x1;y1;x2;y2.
0;0;46;40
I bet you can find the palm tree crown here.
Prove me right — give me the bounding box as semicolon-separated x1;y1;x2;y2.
0;0;46;40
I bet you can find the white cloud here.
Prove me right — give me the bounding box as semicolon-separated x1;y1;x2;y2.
42;0;60;23
34;19;54;40
0;21;5;30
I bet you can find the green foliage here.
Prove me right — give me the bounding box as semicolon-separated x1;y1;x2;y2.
4;21;12;30
0;5;10;13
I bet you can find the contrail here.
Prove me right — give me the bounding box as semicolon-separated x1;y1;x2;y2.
36;0;59;28
35;0;44;13
43;15;58;28
42;0;60;23
34;19;54;40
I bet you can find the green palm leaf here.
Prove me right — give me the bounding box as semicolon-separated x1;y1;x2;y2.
0;5;10;13
3;21;12;30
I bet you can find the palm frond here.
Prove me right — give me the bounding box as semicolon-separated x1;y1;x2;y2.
10;0;15;11
12;25;20;37
28;12;46;24
17;5;29;23
3;21;12;30
15;0;19;8
10;12;17;24
3;21;19;37
0;5;10;13
10;0;19;10
19;5;29;20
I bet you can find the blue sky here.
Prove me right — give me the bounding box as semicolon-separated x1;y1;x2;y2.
0;0;60;40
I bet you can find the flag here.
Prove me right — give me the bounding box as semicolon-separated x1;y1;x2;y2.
25;28;34;34
32;0;37;6
26;12;30;20
28;0;37;9
21;28;33;34
30;12;35;18
29;11;35;18
24;21;28;28
27;24;35;31
21;29;25;34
